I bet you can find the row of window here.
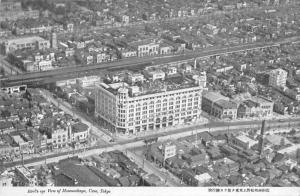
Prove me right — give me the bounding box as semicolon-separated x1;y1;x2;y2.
139;45;159;51
127;103;199;114
126;110;199;122
127;98;199;107
127;91;200;103
126;114;198;126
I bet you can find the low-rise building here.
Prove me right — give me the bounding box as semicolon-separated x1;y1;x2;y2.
0;170;14;187
162;142;177;161
269;68;288;88
231;134;258;149
71;123;90;143
237;96;274;118
4;36;50;54
121;48;137;58
11;134;34;154
130;40;159;57
76;76;101;88
195;173;212;185
15;166;37;186
202;91;237;120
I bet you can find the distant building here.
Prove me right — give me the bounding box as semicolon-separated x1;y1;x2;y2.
4;36;50;54
15;166;37;186
159;43;173;55
162;142;177;160
195;173;212;185
76;76;100;88
130;40;159;57
269;68;287;88
231;134;258;149
202;91;237;120
41;119;90;149
0;2;39;22
0;170;13;187
121;49;137;58
71;122;90;143
54;158;107;186
11;134;34;154
237;96;274;118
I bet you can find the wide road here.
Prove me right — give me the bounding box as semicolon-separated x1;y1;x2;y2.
123;149;182;186
3;116;300;170
2;36;299;87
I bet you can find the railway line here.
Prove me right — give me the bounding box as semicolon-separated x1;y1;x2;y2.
1;37;299;87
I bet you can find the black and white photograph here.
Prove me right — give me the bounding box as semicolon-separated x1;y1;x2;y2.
0;0;300;195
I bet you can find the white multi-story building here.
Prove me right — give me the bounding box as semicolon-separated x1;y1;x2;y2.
269;68;287;88
130;40;159;57
95;68;206;135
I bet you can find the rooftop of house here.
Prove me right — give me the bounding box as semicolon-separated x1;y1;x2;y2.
215;99;238;109
129;38;159;47
56;157;106;186
235;134;258;146
203;91;229;102
72;122;89;133
6;36;47;44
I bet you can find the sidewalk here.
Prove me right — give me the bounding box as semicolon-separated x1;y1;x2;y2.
224;113;300;123
201;110;300;123
117;117;209;141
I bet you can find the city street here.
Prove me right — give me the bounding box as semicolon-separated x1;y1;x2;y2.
38;89;113;143
4;116;300;170
3;87;299;168
123;149;182;186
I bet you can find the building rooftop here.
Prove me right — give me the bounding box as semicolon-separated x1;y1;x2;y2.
100;69;205;97
236;134;258;147
56;157;105;186
215;99;238;109
203;91;229;103
11;135;25;144
6;36;47;44
72;122;89;133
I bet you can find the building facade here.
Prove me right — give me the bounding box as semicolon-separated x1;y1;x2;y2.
237;97;274;118
95;70;206;135
269;68;288;88
4;36;50;54
130;40;159;57
202;91;238;120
